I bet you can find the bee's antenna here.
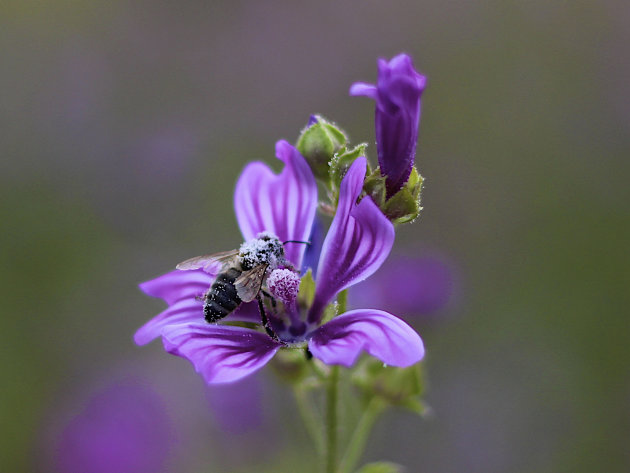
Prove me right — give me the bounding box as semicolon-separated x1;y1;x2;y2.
283;240;311;246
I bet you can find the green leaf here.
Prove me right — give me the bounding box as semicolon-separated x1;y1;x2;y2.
406;166;424;200
355;461;404;473
382;187;420;224
298;269;316;308
400;398;431;417
363;167;387;207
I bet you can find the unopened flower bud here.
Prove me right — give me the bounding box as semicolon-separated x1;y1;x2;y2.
296;115;347;182
352;358;428;415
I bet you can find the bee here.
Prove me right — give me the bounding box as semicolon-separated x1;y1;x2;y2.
176;233;301;324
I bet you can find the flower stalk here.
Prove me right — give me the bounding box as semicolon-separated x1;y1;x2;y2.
325;364;339;473
339;397;386;473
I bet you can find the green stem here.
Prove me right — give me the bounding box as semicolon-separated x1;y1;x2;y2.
339;398;385;473
309;357;328;381
325;365;339;473
294;386;324;457
323;290;346;473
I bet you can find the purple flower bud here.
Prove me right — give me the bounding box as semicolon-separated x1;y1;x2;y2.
350;53;426;197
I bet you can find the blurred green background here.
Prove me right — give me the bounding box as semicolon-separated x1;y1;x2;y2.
1;0;628;472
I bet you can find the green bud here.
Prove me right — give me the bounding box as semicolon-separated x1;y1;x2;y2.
329;143;368;196
269;346;311;384
296;115;347;182
352;358;428;415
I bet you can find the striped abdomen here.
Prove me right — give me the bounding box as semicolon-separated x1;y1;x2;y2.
203;267;243;323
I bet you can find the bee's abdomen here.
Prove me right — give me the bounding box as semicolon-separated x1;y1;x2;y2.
204;267;242;323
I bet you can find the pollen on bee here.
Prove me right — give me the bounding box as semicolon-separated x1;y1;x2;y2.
239;233;284;269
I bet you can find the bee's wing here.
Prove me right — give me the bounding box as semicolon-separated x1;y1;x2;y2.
176;250;239;271
234;264;268;302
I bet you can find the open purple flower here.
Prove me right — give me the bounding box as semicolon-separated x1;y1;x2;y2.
135;140;424;384
350;53;426;197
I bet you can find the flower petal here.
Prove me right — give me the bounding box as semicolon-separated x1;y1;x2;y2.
349;82;378;100
309;158;395;323
162;323;281;384
234;140;317;269
308;309;424;367
136;268;262;345
134;298;203;346
139;269;214;305
135;300;262;346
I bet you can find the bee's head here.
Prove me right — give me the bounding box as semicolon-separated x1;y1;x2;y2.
239;232;284;269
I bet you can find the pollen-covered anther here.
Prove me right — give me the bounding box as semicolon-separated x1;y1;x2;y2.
267;269;301;306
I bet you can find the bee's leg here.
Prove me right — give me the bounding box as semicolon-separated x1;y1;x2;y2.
257;294;280;343
260;290;278;311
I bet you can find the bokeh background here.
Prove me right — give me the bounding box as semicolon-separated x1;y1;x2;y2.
2;1;629;472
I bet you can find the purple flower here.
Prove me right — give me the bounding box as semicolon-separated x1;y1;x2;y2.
53;380;174;473
136;140;424;384
350;254;454;316
350;53;426;197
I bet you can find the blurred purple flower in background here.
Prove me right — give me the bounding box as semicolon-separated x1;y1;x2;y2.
206;374;264;435
350;53;426;197
350;253;455;318
52;379;174;473
136;141;424;384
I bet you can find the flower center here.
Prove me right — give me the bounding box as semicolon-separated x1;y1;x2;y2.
267;268;300;306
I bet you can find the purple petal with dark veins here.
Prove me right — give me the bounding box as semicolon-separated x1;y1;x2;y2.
308;158;394;323
136;268;262;345
308;309;424;367
135;298;203;346
139;269;215;305
351;53;426;197
162;323;281;384
234;140;317;269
